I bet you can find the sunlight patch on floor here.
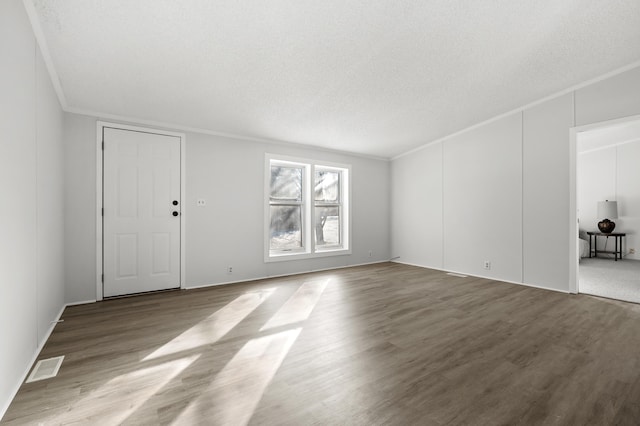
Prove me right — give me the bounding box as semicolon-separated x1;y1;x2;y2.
169;280;328;423
261;280;328;331
55;355;200;424
171;328;301;425
144;288;275;361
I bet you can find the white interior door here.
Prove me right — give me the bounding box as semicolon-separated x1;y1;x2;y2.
103;127;181;297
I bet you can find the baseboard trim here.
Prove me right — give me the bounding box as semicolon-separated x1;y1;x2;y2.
65;299;97;306
185;260;391;290
1;303;66;422
390;260;570;294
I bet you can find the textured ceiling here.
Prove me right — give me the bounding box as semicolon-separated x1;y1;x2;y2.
30;0;640;158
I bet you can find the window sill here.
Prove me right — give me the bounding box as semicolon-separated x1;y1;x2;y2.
265;248;351;263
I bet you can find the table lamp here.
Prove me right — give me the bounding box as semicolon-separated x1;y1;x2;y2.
597;200;618;233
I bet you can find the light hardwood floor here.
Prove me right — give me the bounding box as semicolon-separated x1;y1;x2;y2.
3;262;640;425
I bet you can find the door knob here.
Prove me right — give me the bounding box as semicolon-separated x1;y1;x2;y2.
172;200;179;205
172;211;179;216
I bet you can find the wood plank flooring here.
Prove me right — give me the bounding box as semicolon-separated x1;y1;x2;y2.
3;262;640;425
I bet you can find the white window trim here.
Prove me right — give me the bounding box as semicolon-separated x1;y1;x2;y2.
264;154;351;262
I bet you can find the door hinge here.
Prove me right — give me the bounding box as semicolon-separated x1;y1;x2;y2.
101;207;104;216
102;141;104;150
101;274;104;283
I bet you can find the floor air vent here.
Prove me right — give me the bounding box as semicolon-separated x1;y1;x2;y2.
446;272;468;278
26;356;64;383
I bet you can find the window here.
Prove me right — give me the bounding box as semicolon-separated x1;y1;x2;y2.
266;155;350;261
269;164;304;252
314;168;341;248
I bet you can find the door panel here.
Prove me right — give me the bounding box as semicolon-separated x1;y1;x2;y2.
116;233;138;278
103;127;181;297
151;232;171;275
117;166;138;217
152;166;172;217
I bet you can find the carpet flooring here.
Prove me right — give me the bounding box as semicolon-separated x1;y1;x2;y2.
579;257;640;304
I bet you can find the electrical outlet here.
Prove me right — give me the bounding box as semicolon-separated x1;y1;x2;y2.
630;248;635;254
227;266;233;273
196;199;206;207
483;261;491;270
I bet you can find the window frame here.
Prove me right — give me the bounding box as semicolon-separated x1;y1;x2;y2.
265;154;351;262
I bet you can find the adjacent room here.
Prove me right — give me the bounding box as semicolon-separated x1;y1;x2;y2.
2;0;640;424
577;119;640;304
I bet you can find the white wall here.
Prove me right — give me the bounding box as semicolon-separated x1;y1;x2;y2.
63;113;98;303
63;115;390;302
443;113;522;282
578;138;640;260
617;141;640;257
36;43;65;342
575;67;640;126
391;65;640;292
523;94;574;289
0;0;65;419
391;143;442;268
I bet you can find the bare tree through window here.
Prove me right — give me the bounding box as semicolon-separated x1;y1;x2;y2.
314;170;340;247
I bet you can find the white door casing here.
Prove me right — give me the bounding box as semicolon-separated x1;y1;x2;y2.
102;127;181;297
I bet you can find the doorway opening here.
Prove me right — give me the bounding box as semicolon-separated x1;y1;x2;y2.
573;116;640;303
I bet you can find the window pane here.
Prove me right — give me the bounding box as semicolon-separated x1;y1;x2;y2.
271;166;302;201
315;170;340;202
315;206;340;247
270;206;302;250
